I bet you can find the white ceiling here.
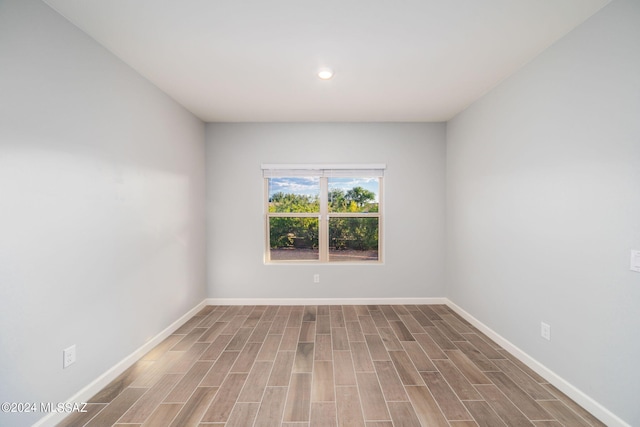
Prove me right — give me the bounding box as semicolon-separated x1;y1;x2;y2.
43;0;610;122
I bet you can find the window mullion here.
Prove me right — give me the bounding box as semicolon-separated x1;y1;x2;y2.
319;177;328;262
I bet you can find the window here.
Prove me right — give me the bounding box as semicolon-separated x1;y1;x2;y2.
263;164;385;263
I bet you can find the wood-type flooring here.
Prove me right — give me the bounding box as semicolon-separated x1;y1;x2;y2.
57;305;606;426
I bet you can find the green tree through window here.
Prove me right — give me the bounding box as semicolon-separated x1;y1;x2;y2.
264;168;384;263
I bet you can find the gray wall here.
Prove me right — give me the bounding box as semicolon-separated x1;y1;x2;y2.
0;1;206;425
2;0;637;425
446;0;640;424
206;123;446;299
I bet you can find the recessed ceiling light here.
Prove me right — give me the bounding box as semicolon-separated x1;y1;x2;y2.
318;68;334;80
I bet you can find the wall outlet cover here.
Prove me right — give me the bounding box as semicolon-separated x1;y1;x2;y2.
630;250;640;272
63;345;76;368
540;322;551;341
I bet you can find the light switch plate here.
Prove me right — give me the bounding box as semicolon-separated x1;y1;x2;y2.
631;250;640;273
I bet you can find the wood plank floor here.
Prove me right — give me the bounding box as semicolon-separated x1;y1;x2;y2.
57;305;606;427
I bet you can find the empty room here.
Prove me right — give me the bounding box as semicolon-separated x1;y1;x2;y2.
1;0;639;426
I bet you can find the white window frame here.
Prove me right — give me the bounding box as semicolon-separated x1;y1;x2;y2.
263;164;385;264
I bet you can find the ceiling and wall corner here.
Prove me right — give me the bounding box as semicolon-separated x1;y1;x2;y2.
2;0;636;426
42;0;610;122
1;1;207;425
445;0;640;424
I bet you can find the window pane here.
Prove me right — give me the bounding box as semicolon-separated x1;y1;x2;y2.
269;217;319;261
329;217;379;262
328;178;379;213
269;177;320;213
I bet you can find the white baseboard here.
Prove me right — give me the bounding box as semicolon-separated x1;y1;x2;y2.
33;300;207;427
446;300;629;427
35;297;627;427
206;297;448;305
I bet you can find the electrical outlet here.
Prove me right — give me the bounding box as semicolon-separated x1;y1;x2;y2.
313;274;320;283
630;250;640;272
540;322;551;341
63;345;76;368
